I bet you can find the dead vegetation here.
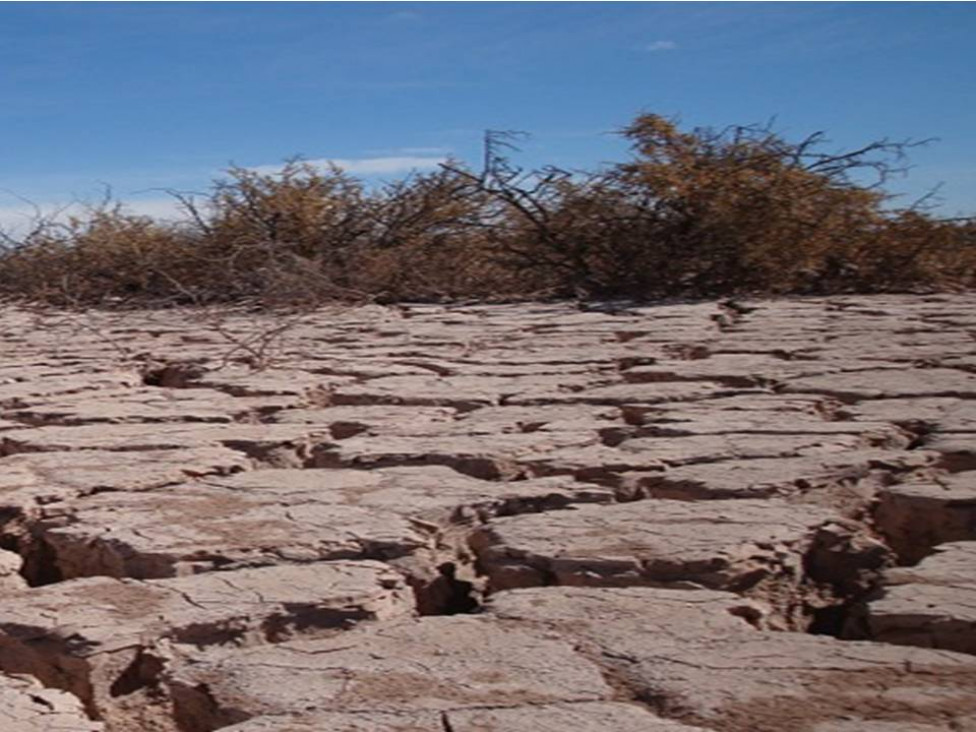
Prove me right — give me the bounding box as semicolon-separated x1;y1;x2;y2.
0;113;972;308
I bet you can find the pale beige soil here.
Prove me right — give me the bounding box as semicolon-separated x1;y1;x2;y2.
0;294;974;731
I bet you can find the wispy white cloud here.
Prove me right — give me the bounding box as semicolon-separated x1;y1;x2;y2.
362;145;453;159
392;146;453;157
387;10;421;21
643;40;678;52
251;156;447;176
332;80;462;91
122;197;188;220
0;204;52;236
0;196;188;236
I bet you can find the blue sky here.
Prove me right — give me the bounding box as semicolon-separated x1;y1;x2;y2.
0;2;973;228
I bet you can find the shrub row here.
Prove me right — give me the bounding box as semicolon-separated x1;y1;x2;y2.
0;114;972;308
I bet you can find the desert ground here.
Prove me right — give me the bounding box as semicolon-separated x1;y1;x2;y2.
0;294;974;731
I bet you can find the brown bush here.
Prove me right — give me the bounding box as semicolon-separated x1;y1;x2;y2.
0;202;194;306
0;113;971;308
351;166;531;300
611;114;894;295
179;160;376;303
843;212;976;292
459;116;974;299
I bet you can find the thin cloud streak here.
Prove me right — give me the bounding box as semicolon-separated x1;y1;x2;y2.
0;196;187;234
251;156;447;176
643;40;677;52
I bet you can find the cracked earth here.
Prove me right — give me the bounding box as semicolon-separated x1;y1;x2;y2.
0;294;975;731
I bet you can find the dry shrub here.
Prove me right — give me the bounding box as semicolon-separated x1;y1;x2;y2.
0;114;972;308
175;160;376;304
839;212;976;292
610;114;893;295
468;116;975;298
355;166;545;300
0;203;193;306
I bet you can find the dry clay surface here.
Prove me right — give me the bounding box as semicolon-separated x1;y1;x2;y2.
0;295;975;731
